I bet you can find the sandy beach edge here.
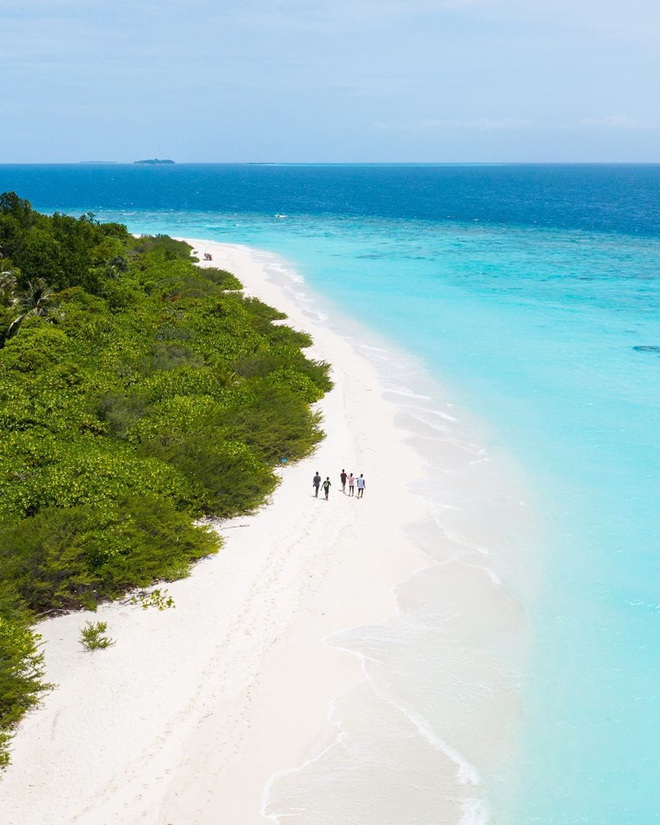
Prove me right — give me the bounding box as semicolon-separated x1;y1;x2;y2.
0;239;441;824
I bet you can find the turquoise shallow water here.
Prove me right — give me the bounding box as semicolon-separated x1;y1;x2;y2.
2;164;659;822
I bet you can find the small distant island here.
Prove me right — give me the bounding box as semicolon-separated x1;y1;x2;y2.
134;158;176;165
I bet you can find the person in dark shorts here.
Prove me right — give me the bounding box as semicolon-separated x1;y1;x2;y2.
313;471;321;497
322;477;331;500
356;474;366;498
340;469;347;492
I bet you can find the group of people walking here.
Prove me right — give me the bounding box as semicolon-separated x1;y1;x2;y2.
313;469;365;500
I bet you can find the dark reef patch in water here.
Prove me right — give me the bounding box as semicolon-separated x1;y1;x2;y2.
633;345;660;354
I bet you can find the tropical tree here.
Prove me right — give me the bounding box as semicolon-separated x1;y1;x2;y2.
0;270;17;306
6;278;57;338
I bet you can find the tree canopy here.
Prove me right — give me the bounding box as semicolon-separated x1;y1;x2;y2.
0;193;331;766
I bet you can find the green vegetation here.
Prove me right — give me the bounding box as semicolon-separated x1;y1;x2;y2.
129;588;175;610
79;620;114;651
0;192;331;764
0;600;49;768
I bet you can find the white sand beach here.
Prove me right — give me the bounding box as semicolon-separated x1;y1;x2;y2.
0;240;533;824
0;241;441;824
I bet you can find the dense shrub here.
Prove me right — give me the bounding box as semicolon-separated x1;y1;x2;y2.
200;267;242;290
0;193;332;765
0;497;217;612
0;590;48;768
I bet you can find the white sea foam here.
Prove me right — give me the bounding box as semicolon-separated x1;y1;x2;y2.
460;798;491;825
383;386;433;401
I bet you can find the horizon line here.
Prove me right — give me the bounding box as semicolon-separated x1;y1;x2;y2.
2;160;660;167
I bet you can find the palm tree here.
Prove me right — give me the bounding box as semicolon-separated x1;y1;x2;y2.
7;278;57;338
0;269;17;306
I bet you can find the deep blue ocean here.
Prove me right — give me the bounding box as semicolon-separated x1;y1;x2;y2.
1;164;659;824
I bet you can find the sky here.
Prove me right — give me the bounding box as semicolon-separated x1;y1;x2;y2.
2;0;660;163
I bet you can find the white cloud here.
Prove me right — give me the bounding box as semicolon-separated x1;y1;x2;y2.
374;117;536;133
377;115;660;136
579;115;658;131
454;117;536;131
218;0;497;33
